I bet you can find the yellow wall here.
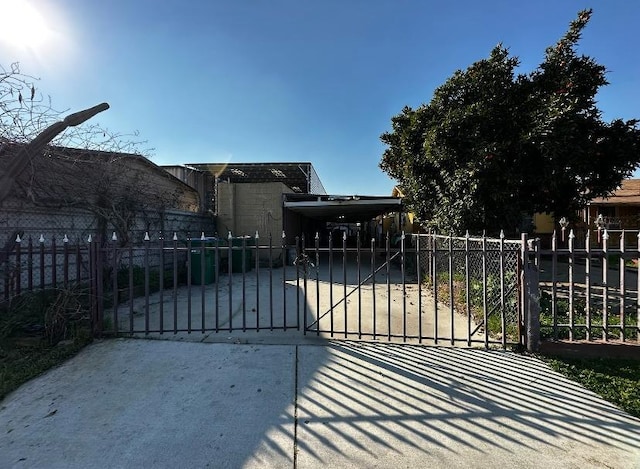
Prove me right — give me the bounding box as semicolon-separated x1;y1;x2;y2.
533;212;555;234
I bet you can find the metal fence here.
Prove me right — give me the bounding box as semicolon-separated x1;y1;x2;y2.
10;227;636;348
414;233;523;348
532;229;640;342
1;234;89;302
1;229;529;349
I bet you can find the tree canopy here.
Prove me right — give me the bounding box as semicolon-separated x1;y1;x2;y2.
380;9;640;235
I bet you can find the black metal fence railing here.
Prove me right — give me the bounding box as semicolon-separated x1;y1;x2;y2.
8;228;635;349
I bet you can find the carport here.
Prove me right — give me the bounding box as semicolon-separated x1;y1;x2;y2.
282;193;403;246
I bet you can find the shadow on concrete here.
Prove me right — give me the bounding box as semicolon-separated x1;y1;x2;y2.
290;341;640;467
2;339;639;467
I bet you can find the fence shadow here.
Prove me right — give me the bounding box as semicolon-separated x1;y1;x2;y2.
289;341;640;466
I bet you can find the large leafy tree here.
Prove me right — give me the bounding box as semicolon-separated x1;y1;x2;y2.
380;10;640;235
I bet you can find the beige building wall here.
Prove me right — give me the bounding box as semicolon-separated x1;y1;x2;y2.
216;181;288;239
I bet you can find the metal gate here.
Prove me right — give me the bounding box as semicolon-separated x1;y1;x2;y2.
81;231;526;348
299;232;525;348
0;230;526;349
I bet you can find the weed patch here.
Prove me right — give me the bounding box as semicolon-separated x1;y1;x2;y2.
542;355;640;418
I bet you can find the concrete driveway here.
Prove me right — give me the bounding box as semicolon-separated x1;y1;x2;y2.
1;339;639;468
112;251;488;346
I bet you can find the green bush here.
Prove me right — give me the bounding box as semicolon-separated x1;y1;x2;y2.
112;264;188;302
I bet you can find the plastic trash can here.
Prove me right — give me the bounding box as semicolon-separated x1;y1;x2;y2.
189;237;221;284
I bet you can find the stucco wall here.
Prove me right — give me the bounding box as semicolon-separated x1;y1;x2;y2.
216;181;287;239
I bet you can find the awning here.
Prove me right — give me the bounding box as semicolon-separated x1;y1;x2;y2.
283;194;402;222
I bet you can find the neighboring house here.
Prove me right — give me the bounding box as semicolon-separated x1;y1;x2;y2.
0;142;213;248
164;162;403;249
586;179;640;231
164;162;327;239
528;179;640;247
382;186;418;236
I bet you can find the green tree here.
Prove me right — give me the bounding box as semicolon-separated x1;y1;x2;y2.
380;9;640;235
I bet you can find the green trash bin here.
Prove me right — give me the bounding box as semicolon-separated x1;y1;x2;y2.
229;236;254;273
189;237;222;284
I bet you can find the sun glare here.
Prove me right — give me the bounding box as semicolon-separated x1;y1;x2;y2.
0;0;51;50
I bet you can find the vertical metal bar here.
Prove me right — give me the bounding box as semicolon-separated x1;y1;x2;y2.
432;234;438;344
255;231;260;332
215;237;220;332
28;237;33;291
343;231;348;338
357;227;362;340
75;238;81;286
3;241;9;301
386;231;391;341
585;231;591;341
448;234;454;346
63;236;69;289
371;236;377;341
242;236;247;332
500;231;506;349
51;236;57;288
520;233;528;350
173;233;178;335
159;234;165;335
128;243;134;333
88;236;96;335
551;231;558;340
296;233;309;335
228;231;234;332
417;235;422;344
315;232;320;336
186;237;192;332
144;233;150;335
39;235;45;290
482;235;488;348
282;231;287;331
465;232;471;347
602;230;609;341
568;230;575;341
15;236;21;296
637;232;640;343
200;234;206;333
301;234;306;335
96;236;104;337
269;233;274;331
329;231;334;337
620;231;626;342
296;235;301;331
112;233;118;336
399;231;405;342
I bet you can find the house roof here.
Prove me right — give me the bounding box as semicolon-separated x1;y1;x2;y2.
0;142;199;210
590;179;640;206
180;162;326;194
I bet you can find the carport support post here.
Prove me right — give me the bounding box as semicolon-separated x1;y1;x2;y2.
521;234;540;352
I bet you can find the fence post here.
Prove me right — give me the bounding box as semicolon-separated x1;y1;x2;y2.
525;260;541;353
521;234;540;352
88;235;104;337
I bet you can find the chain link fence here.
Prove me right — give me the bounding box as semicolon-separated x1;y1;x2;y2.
412;233;522;341
1;209;217;306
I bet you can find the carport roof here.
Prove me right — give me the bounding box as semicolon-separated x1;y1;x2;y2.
283;194;402;222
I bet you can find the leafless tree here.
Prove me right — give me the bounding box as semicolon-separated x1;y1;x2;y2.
0;63;187;247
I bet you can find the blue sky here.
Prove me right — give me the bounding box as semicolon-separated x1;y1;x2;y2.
1;0;639;195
